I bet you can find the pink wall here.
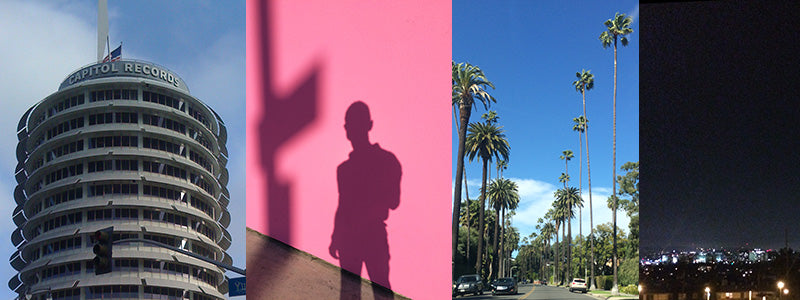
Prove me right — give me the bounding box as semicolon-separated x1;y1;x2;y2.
246;0;451;298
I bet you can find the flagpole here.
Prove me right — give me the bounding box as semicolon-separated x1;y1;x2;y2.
97;0;108;62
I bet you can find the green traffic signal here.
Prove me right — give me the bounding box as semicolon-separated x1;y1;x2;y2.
93;227;113;275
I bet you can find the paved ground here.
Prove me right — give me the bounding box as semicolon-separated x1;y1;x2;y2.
454;284;605;300
246;228;410;299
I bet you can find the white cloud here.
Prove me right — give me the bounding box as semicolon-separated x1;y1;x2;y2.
0;1;96;297
506;177;631;245
628;4;639;25
0;1;95;164
454;176;631;242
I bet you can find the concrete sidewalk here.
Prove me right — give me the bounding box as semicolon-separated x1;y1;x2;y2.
246;228;411;299
586;290;638;300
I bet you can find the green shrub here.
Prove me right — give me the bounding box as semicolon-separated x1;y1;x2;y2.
594;275;607;290
618;258;639;286
620;284;638;295
599;275;614;290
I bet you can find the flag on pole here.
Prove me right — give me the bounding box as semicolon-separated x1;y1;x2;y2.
103;45;121;62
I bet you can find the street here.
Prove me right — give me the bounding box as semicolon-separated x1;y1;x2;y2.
453;284;598;300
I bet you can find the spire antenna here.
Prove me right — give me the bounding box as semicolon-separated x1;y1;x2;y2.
97;0;109;62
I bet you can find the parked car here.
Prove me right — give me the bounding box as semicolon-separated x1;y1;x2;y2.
569;278;588;293
492;277;518;295
453;274;484;297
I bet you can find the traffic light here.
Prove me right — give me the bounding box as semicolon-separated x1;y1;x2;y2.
93;226;113;275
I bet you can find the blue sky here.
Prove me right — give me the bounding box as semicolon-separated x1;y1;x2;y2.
453;1;639;249
0;1;244;298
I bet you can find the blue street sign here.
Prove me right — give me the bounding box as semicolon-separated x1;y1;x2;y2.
229;276;246;296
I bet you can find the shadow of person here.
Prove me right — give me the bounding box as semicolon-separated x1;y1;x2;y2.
329;101;401;300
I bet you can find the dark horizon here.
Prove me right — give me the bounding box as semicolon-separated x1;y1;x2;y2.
640;1;800;252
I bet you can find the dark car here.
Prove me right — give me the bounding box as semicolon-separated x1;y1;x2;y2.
492;277;518;295
453;274;484;297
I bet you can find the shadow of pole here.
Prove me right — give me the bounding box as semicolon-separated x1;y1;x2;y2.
248;0;319;297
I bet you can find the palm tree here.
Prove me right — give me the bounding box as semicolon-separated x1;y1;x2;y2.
559;150;573;189
572;69;595;289
549;200;567;285
600;13;633;293
482;110;499;125
453;102;473;265
488;178;519;278
482;110;499;184
558;173;570;188
572;116;587;277
452;61;496;265
541;219;557;282
544;208;559;284
497;160;508;178
556;186;583;282
466;122;509;276
489;180;503;281
540;221;556;283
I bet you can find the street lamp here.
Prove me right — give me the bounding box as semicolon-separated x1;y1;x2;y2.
778;281;785;300
705;286;711;300
638;284;642;295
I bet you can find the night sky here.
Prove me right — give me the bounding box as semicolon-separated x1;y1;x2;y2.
640;1;800;253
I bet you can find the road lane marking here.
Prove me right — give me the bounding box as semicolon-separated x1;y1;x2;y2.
518;285;535;299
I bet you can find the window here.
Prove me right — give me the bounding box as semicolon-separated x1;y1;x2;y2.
142;114;186;134
47;94;84;118
143;184;184;201
46;116;84;139
86;285;138;299
188;104;211;129
142;161;186;179
87;209;112;221
143;286;183;300
45;140;84;162
88;135;137;148
90;89;137;102
143;137;185;156
40;262;80;280
41;237;81;257
88;183;137;197
143;91;183;111
189;150;212;173
44;163;83;184
114;208;138;220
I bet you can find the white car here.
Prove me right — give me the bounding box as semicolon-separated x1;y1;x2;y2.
569;278;587;293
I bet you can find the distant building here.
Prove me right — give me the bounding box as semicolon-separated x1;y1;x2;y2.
10;60;232;300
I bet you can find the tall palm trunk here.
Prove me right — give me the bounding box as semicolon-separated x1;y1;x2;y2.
492;204;500;281
561;219;566;285
564;160;571;282
567;214;572;281
454;108;471;264
453;103;471;270
465;171;470;263
578;124;584;278
582;87;596;290
475;158;488;275
611;36;619;293
501;206;506;277
554;221;560;285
